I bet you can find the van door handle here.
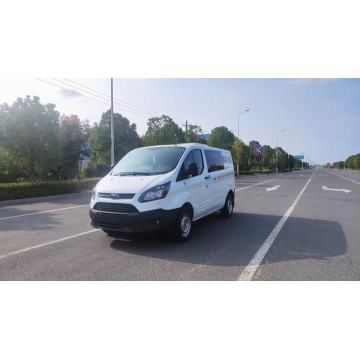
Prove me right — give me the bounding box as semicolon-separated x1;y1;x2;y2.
205;175;210;180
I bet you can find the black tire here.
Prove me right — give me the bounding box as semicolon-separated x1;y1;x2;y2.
221;192;234;218
173;206;193;242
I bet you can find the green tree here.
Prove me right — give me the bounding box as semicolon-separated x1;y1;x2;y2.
59;114;90;179
89;110;141;168
142;115;185;145
184;123;203;143
276;147;288;171
0;96;61;181
207;126;235;151
248;140;262;169
333;160;344;169
261;145;274;170
288;155;295;171
354;155;360;169
240;144;251;171
231;138;245;175
345;154;360;169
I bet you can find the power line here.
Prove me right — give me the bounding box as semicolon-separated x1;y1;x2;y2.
62;78;163;117
50;78;157;118
40;78;200;130
37;78;110;106
40;78;161;118
61;78;194;125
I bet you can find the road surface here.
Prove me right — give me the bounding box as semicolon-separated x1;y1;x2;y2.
0;169;359;280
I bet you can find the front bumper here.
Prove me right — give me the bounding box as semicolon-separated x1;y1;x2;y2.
89;207;179;233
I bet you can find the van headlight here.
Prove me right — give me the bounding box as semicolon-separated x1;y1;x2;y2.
91;188;96;200
138;182;171;202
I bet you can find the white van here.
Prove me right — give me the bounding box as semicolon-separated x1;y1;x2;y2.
89;143;235;241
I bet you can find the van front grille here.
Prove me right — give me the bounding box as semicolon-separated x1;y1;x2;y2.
93;202;138;214
98;192;135;199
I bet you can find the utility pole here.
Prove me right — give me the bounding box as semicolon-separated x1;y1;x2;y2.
183;120;189;142
110;78;114;167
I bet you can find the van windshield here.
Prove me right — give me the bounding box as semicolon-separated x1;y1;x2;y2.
111;146;186;176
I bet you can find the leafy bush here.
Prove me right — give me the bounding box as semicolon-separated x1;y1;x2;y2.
0;178;100;201
84;161;110;178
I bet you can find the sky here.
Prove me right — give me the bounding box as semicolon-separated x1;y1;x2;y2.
0;78;359;164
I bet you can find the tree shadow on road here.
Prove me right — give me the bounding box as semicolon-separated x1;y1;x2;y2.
109;211;347;267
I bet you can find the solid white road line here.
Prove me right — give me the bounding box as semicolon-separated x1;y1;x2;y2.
0;204;88;221
321;185;351;193
235;179;275;191
266;185;280;192
0;229;100;260
331;172;360;186
238;176;313;281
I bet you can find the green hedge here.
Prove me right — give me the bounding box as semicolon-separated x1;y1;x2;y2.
237;169;273;175
0;178;101;201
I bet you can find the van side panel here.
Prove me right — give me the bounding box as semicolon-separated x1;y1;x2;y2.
221;149;235;200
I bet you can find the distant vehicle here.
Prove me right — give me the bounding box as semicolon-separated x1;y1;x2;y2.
89;143;235;241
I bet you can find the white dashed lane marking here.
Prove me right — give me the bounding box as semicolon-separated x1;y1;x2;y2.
0;204;88;221
0;229;100;260
238;176;313;281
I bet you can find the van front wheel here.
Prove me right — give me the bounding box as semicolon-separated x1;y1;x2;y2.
174;206;192;242
221;192;234;217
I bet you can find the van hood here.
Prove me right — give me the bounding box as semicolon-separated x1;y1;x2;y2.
95;173;169;195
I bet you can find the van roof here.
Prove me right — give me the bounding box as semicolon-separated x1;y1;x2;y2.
143;143;230;152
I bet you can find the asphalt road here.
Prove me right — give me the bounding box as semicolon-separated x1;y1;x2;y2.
0;168;359;280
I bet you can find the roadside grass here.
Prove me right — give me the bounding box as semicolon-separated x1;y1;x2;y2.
0;178;101;201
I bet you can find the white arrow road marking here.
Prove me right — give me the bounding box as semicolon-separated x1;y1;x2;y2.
321;185;351;193
266;185;280;192
235;179;274;191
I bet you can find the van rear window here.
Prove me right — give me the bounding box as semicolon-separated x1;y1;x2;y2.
204;150;225;173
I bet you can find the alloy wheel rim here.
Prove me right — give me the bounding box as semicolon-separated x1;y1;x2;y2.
180;214;191;237
227;198;233;213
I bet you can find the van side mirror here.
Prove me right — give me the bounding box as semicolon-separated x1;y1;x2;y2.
188;162;198;177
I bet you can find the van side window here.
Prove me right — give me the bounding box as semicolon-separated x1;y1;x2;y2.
177;149;204;181
192;149;204;175
204;150;225;173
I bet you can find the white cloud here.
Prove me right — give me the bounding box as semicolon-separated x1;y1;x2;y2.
58;88;82;98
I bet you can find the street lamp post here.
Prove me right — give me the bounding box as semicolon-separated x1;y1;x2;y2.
237;108;250;139
234;108;249;176
275;128;286;173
